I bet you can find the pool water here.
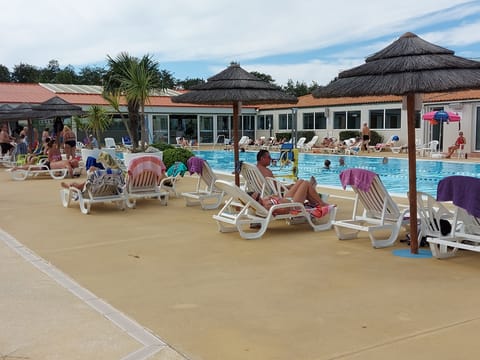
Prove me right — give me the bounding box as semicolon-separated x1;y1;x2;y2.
193;150;480;197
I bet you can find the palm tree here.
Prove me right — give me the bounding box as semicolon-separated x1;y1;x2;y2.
85;105;112;145
103;52;162;150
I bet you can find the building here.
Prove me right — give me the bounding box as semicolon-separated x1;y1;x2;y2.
0;82;479;154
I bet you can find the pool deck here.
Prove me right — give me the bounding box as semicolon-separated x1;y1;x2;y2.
2;150;480;360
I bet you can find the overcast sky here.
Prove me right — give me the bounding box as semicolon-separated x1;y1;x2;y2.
2;0;480;86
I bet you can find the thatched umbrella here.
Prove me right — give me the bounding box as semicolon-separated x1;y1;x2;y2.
32;96;85;119
172;62;298;185
313;32;480;253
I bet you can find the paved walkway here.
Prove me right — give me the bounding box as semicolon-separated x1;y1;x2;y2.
2;164;480;360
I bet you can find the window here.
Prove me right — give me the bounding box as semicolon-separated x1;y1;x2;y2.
347;111;361;129
369;109;384;129
385;109;401;128
314;112;326;129
333;112;346;129
279;113;292;130
257;115;266;130
303;113;314;129
152;114;168;143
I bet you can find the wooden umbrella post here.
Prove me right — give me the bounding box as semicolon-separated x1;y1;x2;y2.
406;93;418;253
233;101;241;186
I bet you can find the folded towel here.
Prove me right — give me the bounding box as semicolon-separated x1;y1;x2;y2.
187;156;205;175
339;168;377;192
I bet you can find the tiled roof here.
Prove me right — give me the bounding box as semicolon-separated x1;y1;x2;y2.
1;83;480;110
0;82;55;104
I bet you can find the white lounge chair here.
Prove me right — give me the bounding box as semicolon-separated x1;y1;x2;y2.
240;162;278;197
372;135;397;152
122;136;133;149
213;180;335;239
125;155;169;208
428;175;480;258
416;191;455;246
60;169;126;214
302;135;319;152
296;137;307;149
334;168;410;248
238;135;250;148
8;164;68;181
181;157;224;210
104;137;116;149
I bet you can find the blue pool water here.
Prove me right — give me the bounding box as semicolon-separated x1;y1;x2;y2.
193;150;480;197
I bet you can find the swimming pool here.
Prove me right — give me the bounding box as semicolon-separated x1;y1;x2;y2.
193;150;480;197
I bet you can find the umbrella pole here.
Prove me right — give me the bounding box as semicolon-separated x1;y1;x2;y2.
233;101;241;186
406;93;419;253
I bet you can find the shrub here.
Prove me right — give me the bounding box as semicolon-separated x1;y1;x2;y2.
162;147;194;169
150;142;175;152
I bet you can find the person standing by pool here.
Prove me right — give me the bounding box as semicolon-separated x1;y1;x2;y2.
361;123;370;152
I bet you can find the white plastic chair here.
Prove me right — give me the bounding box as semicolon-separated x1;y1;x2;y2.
104;137;116;149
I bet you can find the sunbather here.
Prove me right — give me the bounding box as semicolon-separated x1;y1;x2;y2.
60;151;121;190
46;139;78;178
251;179;334;217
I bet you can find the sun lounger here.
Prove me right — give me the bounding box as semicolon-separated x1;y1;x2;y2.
8;164;68;181
60;169;126;214
181;157;224;210
427;176;480;258
334;168;410;248
213;180;336;239
125;155;168;208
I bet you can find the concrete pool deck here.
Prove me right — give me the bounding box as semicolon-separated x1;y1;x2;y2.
1;155;480;360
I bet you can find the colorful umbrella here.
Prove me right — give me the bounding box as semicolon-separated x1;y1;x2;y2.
422;110;461;124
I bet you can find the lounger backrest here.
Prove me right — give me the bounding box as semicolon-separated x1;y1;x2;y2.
355;175;400;222
240;162;275;197
127;155;166;189
200;161;218;192
416;192;453;238
215;179;269;218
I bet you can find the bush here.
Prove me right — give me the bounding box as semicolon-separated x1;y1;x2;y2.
339;130;360;142
369;130;383;146
162;147;194;169
150;142;175;152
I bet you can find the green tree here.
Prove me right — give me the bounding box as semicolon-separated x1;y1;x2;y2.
78;65;105;85
0;65;10;82
177;77;205;89
12;63;40;83
39;60;60;82
84;105;112;144
55;65;77;84
103;52;163;150
250;71;276;85
159;69;177;89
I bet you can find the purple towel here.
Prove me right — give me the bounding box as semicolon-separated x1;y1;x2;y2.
339;168;377;192
187;156;205;175
437;176;480;218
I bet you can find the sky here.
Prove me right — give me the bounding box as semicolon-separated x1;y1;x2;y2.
2;0;480;87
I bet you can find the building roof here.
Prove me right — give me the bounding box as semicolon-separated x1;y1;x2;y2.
1;83;480;110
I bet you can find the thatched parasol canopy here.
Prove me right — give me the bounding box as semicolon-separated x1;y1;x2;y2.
313;32;480;254
172;62;298;185
32;96;85;118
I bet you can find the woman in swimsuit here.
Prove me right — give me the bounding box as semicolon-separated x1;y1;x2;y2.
62;125;77;160
46;139;78;178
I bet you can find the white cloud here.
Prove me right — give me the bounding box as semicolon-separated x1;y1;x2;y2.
0;0;478;87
